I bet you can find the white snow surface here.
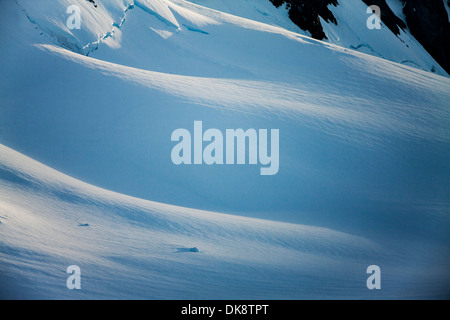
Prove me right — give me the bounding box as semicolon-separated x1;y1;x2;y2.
186;0;447;76
0;0;449;299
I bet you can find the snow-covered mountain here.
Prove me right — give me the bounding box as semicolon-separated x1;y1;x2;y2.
0;0;449;299
188;0;450;76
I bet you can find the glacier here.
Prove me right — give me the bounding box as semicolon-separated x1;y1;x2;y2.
0;0;449;299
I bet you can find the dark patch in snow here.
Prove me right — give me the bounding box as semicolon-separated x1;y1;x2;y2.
135;0;179;30
177;247;200;253
78;223;89;227
400;0;450;74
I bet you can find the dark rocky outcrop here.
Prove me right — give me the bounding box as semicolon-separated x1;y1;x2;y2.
268;0;450;74
400;0;450;74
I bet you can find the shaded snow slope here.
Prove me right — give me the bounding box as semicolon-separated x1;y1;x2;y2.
0;0;449;299
186;0;448;76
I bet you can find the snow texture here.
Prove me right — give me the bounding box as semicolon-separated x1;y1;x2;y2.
0;0;449;299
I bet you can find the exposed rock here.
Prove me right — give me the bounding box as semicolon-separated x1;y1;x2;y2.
360;0;406;35
87;0;97;8
269;0;338;40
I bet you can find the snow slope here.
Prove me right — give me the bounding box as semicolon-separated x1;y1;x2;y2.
320;0;448;76
1;0;450;299
2;143;449;299
186;0;448;76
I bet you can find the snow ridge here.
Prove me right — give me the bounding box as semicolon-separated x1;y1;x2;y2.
1;0;450;300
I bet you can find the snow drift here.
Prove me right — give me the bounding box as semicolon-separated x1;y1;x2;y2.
0;0;449;299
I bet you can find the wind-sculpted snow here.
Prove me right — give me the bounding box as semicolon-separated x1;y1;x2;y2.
0;144;385;299
1;0;449;299
0;144;376;256
15;0;130;53
1;144;449;299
